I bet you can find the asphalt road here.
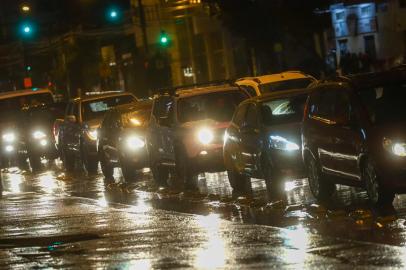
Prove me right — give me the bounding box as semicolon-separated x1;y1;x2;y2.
1;161;406;268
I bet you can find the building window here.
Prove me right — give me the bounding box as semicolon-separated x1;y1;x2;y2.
361;5;372;17
335;11;345;21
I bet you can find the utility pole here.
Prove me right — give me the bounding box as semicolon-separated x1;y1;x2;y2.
137;0;148;54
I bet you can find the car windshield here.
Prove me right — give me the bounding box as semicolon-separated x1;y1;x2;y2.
261;94;308;126
121;107;152;128
358;82;406;125
259;78;313;94
177;90;248;123
0;93;53;118
82;95;136;121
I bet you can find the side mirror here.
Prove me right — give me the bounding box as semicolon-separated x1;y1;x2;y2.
66;115;77;123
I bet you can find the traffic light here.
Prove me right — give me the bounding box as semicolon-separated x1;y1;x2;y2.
106;7;121;22
159;31;170;46
20;22;34;38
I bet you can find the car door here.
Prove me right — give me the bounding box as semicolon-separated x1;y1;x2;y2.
64;101;81;154
99;111;112;159
309;87;339;173
239;103;261;174
108;112;122;164
226;103;248;172
329;90;363;181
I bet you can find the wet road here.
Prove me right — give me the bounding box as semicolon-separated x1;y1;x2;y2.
2;161;406;268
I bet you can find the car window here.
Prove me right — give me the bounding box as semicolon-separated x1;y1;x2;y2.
122;108;152;128
233;103;248;127
177;90;248;123
153;96;173;118
82;94;135;121
261;94;308;126
244;104;259;128
239;85;257;97
313;89;336;120
101;111;112;130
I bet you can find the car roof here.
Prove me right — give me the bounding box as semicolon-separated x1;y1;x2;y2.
0;88;52;100
342;67;406;90
243;87;313;105
175;85;244;98
236;71;316;85
114;99;153;114
73;92;136;103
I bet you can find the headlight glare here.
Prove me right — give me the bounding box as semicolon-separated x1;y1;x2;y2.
2;132;16;143
198;128;214;145
126;135;145;150
33;130;46;140
86;129;98;141
384;138;406;157
270;135;299;151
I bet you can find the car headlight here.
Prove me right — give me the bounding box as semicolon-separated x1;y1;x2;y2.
198;128;214;145
33;130;47;140
270;135;299;151
2;132;16;143
383;138;406;157
126;135;145;150
86;129;98;141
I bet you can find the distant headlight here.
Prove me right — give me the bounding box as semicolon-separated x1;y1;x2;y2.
126;135;145;150
2;132;16;143
33;130;47;140
270;135;299;151
86;129;98;141
383;138;406;157
198;128;214;145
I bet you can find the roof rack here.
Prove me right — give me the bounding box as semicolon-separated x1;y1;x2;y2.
155;79;236;96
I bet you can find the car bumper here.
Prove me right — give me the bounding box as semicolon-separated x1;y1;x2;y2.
192;147;225;173
270;149;305;178
120;147;149;170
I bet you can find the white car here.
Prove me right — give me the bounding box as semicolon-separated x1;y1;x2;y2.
236;71;316;96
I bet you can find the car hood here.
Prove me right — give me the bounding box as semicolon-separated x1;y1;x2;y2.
180;119;230;130
263;122;302;145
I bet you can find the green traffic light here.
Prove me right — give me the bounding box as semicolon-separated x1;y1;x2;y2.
159;31;169;46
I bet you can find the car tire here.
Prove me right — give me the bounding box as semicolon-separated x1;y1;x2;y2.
99;150;114;179
151;162;169;186
17;155;28;170
81;144;98;175
227;168;250;194
261;155;284;196
62;148;75;172
363;158;395;207
28;154;42;172
306;156;335;201
121;160;136;182
175;148;198;190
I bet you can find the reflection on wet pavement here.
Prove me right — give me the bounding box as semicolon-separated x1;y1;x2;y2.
1;162;406;248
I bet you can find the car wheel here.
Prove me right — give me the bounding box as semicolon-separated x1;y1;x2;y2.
121;160;136;182
62;148;75;172
99;150;113;179
17;154;28;170
81;145;98;175
227;168;250;194
306;157;335;201
151;162;169;186
261;155;284;196
363;159;395;206
28;153;42;172
176;149;198;190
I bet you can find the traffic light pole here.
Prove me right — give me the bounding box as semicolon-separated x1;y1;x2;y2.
137;0;148;54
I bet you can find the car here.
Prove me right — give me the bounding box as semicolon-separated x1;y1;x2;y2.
148;84;250;189
223;88;311;194
302;67;406;206
0;88;61;171
236;71;316;97
98;99;152;181
59;92;137;174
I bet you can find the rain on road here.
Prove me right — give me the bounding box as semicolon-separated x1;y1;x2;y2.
2;161;406;268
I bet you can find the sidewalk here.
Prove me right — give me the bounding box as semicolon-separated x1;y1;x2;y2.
0;192;404;269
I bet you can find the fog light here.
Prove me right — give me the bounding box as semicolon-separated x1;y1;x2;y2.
3;132;16;143
33;130;46;140
5;145;14;152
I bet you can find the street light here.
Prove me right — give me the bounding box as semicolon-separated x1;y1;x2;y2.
21;4;31;13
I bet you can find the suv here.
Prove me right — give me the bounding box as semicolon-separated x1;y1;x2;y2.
98;100;152;182
148;85;249;188
0;89;61;171
224;88;311;193
59;92;137;174
302;67;406;206
236;71;316;97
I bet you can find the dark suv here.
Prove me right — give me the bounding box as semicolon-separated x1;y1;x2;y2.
59;92;137;174
302;68;406;206
98;100;152;181
224;89;311;193
148;85;249;188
